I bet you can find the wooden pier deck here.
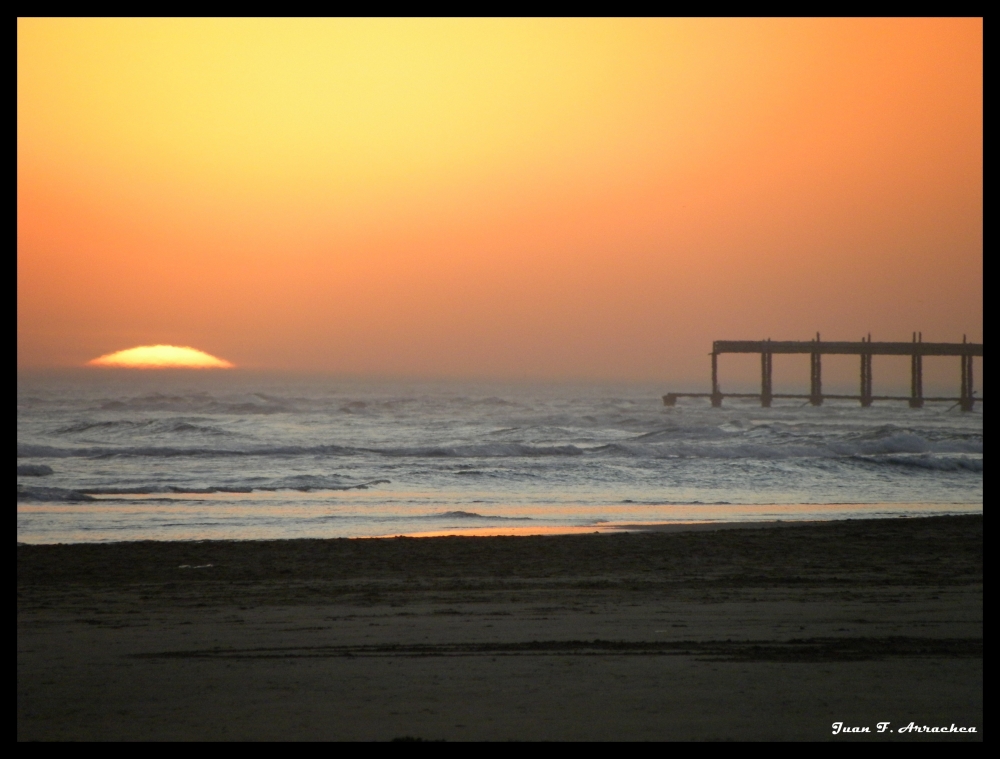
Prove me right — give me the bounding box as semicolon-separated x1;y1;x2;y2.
664;333;982;410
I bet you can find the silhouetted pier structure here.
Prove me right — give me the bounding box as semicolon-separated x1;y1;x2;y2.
664;333;982;411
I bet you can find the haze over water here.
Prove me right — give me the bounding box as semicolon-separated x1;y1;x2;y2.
17;373;981;543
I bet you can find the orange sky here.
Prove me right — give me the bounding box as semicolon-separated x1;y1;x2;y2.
18;18;982;386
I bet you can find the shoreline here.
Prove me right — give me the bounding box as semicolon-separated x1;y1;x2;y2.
16;505;985;545
380;512;984;539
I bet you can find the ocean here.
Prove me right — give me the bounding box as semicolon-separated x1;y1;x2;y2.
17;372;983;544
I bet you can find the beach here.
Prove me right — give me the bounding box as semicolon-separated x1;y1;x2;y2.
17;514;982;741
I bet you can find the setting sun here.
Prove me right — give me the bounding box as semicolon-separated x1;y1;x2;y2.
87;345;234;369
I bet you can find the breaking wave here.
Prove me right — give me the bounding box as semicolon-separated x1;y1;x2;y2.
17;464;53;476
56;419;232;436
16;442;586;459
18;486;94;502
435;511;531;520
17;433;981;464
77;478;391;495
849;454;983;472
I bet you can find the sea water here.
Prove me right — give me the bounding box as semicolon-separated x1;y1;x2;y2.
17;372;982;543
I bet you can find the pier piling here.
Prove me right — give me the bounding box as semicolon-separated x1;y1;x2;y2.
909;332;923;408
860;335;873;407
960;335;975;412
710;352;722;407
760;345;773;407
809;332;822;406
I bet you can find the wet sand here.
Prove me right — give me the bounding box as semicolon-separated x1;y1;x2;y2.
17;515;982;741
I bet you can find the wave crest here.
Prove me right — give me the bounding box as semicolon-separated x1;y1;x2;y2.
18;486;94;502
435;511;531;520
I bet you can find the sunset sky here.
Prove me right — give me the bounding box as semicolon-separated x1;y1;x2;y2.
18;18;982;389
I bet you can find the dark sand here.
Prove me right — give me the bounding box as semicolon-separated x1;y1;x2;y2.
17;515;982;741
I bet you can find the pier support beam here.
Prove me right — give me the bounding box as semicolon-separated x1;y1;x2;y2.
860;338;873;407
711;352;722;407
760;351;772;407
909;355;924;408
909;332;923;408
960;356;974;411
809;332;822;406
810;353;822;406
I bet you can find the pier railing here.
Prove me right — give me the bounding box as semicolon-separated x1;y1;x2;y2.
663;333;982;410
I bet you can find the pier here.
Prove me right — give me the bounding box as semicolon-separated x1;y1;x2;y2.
664;333;982;410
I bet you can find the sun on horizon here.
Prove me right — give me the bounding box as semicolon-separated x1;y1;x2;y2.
87;345;234;369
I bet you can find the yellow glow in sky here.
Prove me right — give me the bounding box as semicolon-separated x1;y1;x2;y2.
18;19;630;208
88;345;234;369
18;18;982;385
